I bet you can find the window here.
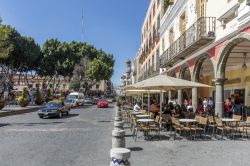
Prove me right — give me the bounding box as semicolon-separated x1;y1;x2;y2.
179;11;186;35
162;38;165;52
169;27;174;45
197;0;206;18
96;84;99;89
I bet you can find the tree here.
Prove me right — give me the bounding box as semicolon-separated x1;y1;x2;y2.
0;25;24;96
38;39;82;92
71;46;114;95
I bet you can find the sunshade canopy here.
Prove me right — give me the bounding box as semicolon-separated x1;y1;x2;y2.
125;74;211;91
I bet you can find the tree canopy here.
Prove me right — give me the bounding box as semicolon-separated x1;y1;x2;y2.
0;23;115;96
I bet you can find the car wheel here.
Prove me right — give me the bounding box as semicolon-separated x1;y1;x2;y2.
66;110;69;116
58;111;62;118
39;115;43;119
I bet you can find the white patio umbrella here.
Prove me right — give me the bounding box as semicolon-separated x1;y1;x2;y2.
128;74;212;117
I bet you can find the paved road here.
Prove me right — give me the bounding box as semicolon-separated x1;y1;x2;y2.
0;104;114;166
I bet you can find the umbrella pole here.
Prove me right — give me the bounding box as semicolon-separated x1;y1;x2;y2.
160;89;163;118
148;92;150;115
141;93;144;109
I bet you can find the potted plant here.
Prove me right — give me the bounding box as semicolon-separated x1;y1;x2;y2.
18;87;29;107
34;87;44;105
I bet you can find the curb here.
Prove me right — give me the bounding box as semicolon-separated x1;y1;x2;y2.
0;107;40;118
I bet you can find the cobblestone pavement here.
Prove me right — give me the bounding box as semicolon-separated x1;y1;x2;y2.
0;104;114;166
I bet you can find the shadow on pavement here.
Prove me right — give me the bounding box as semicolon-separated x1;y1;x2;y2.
128;147;143;152
0;123;10;127
61;113;79;119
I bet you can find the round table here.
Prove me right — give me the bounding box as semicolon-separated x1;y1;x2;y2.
131;112;142;115
137;119;154;123
136;115;150;118
221;118;238;122
179;119;197;123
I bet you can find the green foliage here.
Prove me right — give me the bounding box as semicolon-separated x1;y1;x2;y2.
69;81;81;91
46;89;52;102
35;88;44;105
18;87;29;107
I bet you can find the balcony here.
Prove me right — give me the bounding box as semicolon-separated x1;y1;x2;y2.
160;17;216;68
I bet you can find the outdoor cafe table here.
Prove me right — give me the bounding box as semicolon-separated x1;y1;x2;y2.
179;119;197;123
136;115;150;118
137;119;154;123
221;118;238;122
131;112;143;115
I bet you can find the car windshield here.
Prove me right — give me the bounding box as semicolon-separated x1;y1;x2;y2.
65;99;73;103
46;102;61;107
85;97;92;100
68;95;78;99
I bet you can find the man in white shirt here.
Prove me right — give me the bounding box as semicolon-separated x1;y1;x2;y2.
133;103;140;112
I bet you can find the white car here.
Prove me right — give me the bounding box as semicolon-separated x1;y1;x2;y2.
68;92;84;106
64;99;77;108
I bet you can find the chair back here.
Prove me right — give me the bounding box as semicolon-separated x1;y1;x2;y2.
195;116;201;123
200;117;208;126
246;116;250;123
155;115;160;123
215;118;223;127
232;115;241;121
208;116;214;123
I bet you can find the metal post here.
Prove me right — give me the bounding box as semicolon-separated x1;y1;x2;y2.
148;91;150;114
160;89;163;117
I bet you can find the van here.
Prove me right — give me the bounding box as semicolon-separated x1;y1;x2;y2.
67;92;84;106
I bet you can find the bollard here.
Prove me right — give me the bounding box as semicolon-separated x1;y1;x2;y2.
114;121;124;130
112;129;126;148
110;148;131;166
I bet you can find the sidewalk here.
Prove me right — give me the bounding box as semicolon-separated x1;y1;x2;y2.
124;125;250;166
0;105;41;118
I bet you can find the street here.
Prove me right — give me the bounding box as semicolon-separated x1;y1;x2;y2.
0;104;114;166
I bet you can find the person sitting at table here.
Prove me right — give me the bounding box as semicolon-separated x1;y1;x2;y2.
169;103;175;115
133;103;140;112
150;100;159;118
174;104;182;114
162;104;171;114
195;105;204;114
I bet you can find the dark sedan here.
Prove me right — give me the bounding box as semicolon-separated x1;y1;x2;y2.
38;100;70;119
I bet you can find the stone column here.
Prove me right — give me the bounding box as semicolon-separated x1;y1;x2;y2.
192;87;198;111
110;148;131;166
177;89;182;105
215;78;225;117
168;91;172;103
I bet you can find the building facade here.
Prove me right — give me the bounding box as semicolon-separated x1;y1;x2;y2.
158;0;250;116
130;0;250;116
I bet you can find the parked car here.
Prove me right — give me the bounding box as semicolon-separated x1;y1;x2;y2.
106;98;113;103
38;100;70;119
67;92;84;106
84;97;95;105
93;98;99;105
97;99;108;108
64;99;77;108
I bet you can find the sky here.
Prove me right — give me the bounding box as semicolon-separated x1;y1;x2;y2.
0;0;150;85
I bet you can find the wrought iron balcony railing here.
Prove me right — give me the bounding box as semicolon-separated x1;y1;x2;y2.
160;17;216;68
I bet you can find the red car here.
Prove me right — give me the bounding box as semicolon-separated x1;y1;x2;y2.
97;100;108;108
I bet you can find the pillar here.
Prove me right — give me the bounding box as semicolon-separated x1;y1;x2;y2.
177;89;182;105
215;78;225;117
192;87;198;111
168;91;172;103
